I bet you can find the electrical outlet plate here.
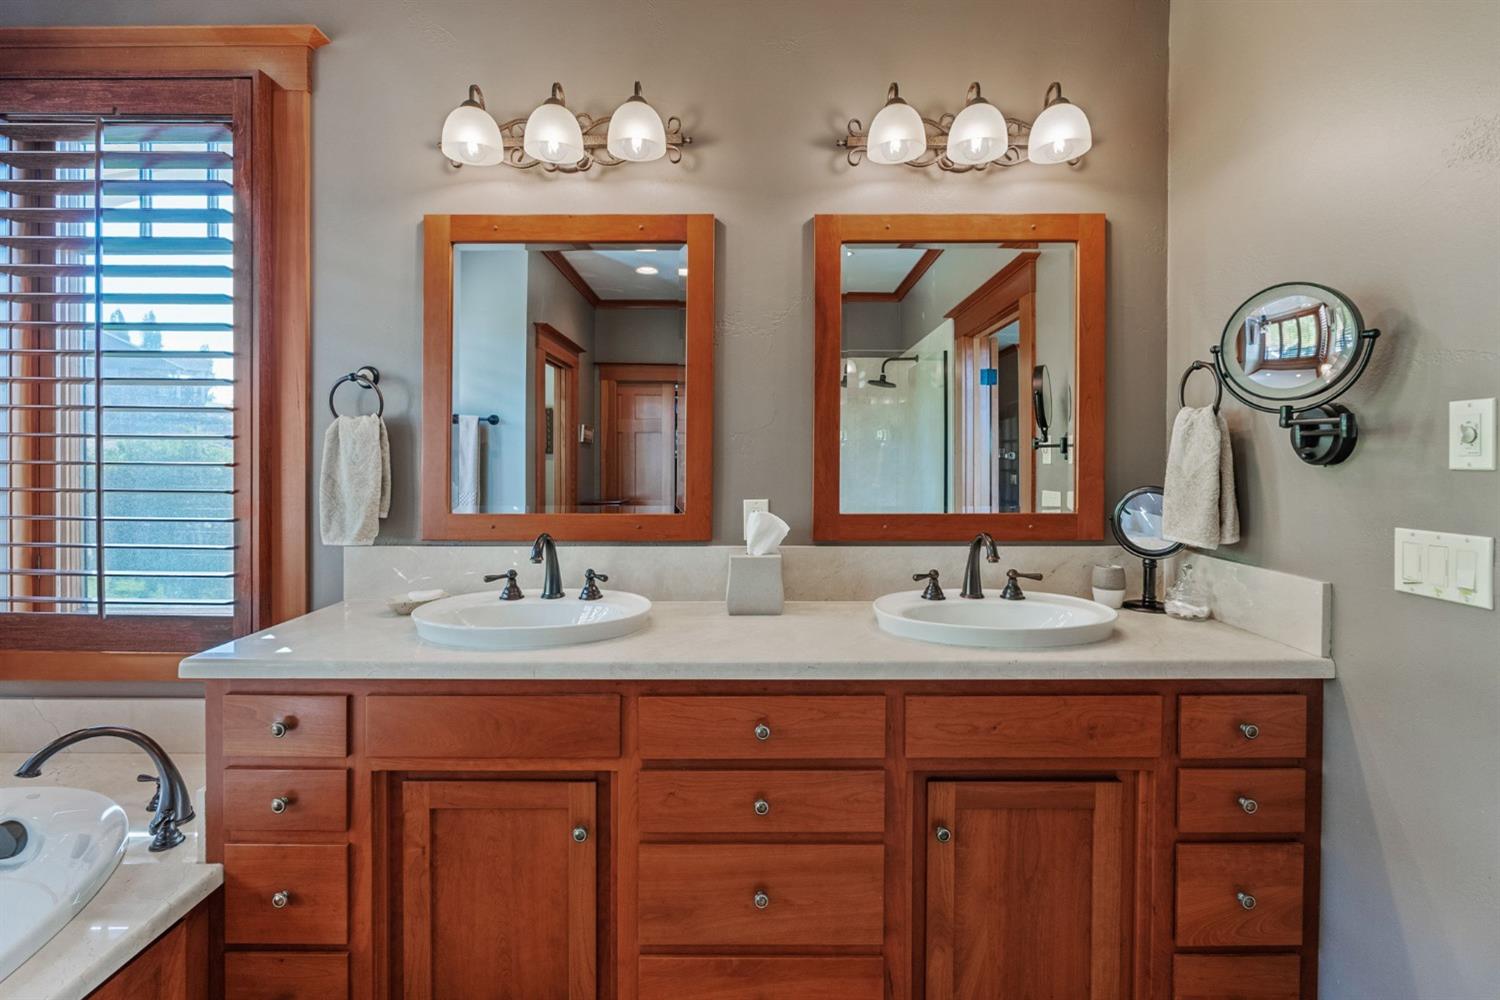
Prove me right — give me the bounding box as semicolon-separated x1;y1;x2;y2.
1393;528;1494;609
1449;398;1496;470
742;499;769;541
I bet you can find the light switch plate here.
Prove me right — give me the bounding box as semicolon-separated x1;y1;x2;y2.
1449;398;1496;470
742;499;769;541
1394;528;1493;609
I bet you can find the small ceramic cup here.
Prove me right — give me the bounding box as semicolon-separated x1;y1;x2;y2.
1091;564;1127;609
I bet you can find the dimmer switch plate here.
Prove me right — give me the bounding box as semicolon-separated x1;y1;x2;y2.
1394;528;1493;609
1450;398;1495;470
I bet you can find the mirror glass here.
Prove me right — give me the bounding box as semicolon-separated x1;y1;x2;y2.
450;242;687;514
1111;487;1180;558
1220;282;1363;401
839;242;1076;514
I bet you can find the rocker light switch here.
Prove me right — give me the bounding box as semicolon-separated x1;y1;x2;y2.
1394;528;1494;609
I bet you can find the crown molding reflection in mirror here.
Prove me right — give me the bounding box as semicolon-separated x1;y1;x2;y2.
440;82;692;172
421;215;714;542
838;82;1093;172
813;214;1106;543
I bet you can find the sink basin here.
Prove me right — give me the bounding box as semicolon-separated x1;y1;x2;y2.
0;786;129;982
873;591;1117;649
411;589;652;650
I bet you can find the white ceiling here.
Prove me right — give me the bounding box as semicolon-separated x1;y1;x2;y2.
560;246;687;301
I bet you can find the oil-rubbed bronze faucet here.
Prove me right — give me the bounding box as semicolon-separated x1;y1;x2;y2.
14;727;194;852
912;569;946;601
999;569;1045;600
961;533;1001;599
483;569;524;600
530;532;564;599
579;569;609;601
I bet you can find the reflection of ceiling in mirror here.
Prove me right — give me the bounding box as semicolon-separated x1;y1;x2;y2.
555;246;687;301
842;247;930;293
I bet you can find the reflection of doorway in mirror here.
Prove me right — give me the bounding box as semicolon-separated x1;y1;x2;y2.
534;322;582;512
598;364;685;514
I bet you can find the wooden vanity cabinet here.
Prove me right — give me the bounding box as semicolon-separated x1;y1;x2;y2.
203;679;1323;999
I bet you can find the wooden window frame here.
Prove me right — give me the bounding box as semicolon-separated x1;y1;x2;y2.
0;26;326;682
813;214;1106;542
1256;305;1325;371
533;322;583;512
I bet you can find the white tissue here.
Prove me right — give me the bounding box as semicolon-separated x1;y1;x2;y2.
746;510;790;556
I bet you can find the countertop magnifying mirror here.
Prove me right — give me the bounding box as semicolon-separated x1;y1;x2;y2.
814;214;1106;541
422;215;715;540
1110;486;1181;613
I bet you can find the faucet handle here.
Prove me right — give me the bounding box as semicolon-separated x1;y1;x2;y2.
485;569;524;601
579;569;609;601
913;569;946;601
137;773;161;811
999;569;1044;601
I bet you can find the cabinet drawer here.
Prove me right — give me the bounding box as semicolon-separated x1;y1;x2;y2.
638;843;884;947
638;696;885;760
225;844;348;946
639;956;884;1000
223;769;348;835
638;770;885;835
365;695;620;758
224;952;349;1000
1179;695;1307;759
1176;843;1303;948
222;695;346;759
1172;954;1300;1000
1178;769;1306;834
906;695;1162;758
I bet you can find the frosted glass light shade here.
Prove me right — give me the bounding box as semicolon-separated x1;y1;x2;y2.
948;99;1009;165
524;98;585;165
440;102;504;167
1028;100;1092;164
867;98;926;165
607;86;666;162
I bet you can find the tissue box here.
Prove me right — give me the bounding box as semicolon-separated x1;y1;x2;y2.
726;554;784;615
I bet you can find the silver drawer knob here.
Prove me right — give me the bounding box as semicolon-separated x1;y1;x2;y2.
935;825;953;844
270;890;290;909
270;796;290;815
1238;722;1260;740
1237;795;1259;815
269;719;291;739
753;723;772;742
572;825;589;843
753;890;770;910
1236;891;1257;911
753;798;771;816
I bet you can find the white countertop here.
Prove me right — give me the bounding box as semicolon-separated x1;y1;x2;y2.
181;599;1334;680
0;754;221;1000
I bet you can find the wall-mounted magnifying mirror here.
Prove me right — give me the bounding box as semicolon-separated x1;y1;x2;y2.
422;215;714;541
1110;486;1182;613
815;214;1105;542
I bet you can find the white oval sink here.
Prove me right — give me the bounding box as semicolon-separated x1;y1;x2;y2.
874;591;1117;649
411;589;652;650
0;786;129;982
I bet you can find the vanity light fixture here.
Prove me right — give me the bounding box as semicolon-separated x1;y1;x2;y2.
838;81;1092;172
439;81;691;172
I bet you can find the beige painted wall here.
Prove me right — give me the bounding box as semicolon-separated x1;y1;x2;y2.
0;0;1169;605
1168;2;1500;996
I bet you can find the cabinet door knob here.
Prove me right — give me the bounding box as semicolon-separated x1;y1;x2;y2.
752;890;770;910
1236;891;1257;910
1238;722;1260;740
1237;795;1259;815
753;798;771;816
935;825;953;844
270;795;290;815
270;890;291;909
753;723;772;742
269;719;293;739
572;825;589;843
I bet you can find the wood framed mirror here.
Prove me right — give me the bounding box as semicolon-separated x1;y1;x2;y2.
813;214;1105;541
422;214;714;540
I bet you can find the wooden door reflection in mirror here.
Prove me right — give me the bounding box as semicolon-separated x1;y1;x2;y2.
814;215;1105;541
422;215;713;540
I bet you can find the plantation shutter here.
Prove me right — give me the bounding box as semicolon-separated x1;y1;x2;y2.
0;78;252;651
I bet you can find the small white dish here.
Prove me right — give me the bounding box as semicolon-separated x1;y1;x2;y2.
386;589;448;616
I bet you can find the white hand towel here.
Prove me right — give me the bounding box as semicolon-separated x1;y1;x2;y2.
453;414;480;514
319;414;390;546
1161;406;1240;550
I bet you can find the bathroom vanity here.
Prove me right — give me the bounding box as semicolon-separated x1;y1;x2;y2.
184;601;1330;999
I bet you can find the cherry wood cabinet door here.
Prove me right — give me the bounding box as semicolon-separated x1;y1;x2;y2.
926;781;1127;999
400;780;596;1000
